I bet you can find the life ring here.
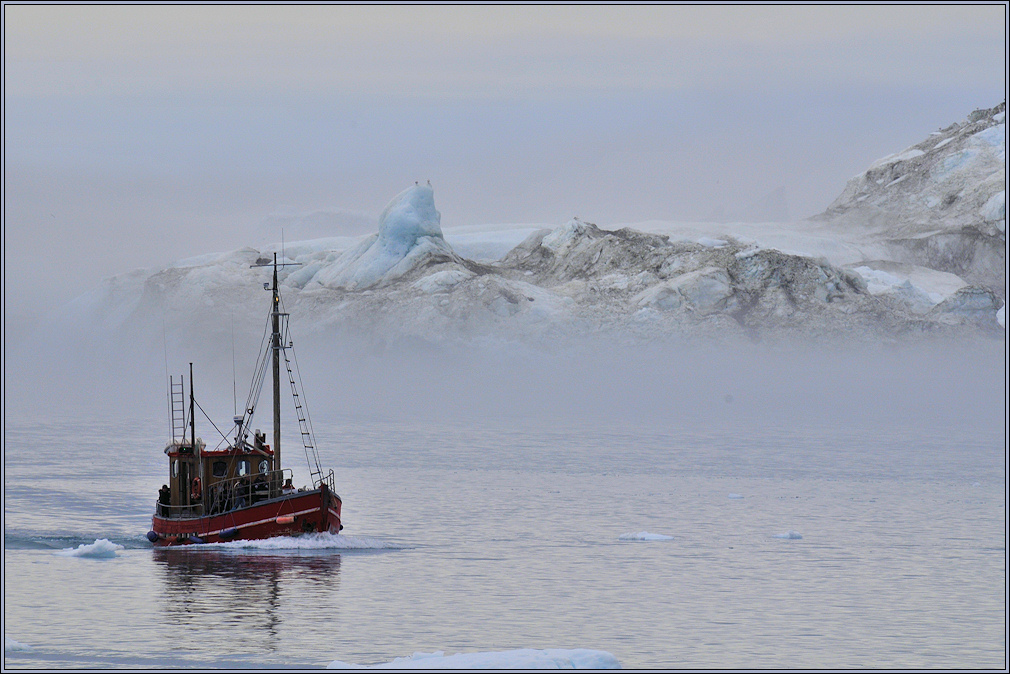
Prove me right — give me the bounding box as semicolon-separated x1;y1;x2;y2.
190;476;202;500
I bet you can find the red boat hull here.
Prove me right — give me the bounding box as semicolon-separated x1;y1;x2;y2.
150;485;341;546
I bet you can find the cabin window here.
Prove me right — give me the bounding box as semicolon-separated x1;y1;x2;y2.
258;459;270;474
212;461;227;478
237;459;250;477
171;460;178;478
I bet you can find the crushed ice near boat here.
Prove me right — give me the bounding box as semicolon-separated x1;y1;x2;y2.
618;531;674;541
326;648;621;669
772;531;803;540
5;636;33;652
54;538;124;558
193;532;406;551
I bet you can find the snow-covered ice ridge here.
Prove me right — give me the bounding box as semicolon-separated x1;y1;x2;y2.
65;105;1004;348
817;101;1005;295
326;648;620;669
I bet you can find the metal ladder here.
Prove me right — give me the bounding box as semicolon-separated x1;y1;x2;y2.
170;376;187;444
281;347;324;487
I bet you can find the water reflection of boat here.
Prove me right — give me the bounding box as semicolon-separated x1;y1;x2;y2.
148;254;342;546
153;548;342;649
153;547;343;580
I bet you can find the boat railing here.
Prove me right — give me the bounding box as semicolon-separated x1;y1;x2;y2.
314;469;336;493
155;468;295;519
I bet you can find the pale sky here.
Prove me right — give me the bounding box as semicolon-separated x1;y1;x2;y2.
4;4;1006;324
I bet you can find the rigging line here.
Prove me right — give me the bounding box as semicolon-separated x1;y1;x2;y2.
242;303;273;415
193;397;232;447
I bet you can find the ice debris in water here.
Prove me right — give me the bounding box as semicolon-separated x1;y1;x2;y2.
54;538;124;558
327;648;621;669
772;531;803;540
618;531;673;541
727;493;744;499
202;533;405;551
5;636;32;652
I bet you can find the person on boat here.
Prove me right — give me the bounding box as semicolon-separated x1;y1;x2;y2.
234;478;250;509
158;484;171;516
252;474;268;503
282;478;297;495
190;476;202;502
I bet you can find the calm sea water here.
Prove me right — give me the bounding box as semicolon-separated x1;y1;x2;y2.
3;414;1005;669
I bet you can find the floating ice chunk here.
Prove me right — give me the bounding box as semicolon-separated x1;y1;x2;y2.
727;493;744;499
5;636;32;652
327;649;620;669
697;237;727;248
772;531;803;540
998;303;1005;329
933;137;954;150
202;533;405;551
55;538;123;558
619;531;673;541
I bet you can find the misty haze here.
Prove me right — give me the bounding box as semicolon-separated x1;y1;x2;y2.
3;5;1005;671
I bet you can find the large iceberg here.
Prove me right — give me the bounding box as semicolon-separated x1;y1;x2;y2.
36;103;1008;360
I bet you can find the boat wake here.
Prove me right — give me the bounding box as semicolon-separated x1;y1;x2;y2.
194;532;407;552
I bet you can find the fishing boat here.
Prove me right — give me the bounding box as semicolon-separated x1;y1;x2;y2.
148;254;341;546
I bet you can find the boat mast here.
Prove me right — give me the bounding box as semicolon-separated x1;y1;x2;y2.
190;362;198;505
271;253;281;472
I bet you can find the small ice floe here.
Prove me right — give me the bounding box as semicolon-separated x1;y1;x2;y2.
772;531;803;540
327;648;620;669
618;531;673;541
55;538;124;558
971;482;982;487
697;236;727;248
727;493;744;499
5;636;32;652
205;533;405;551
